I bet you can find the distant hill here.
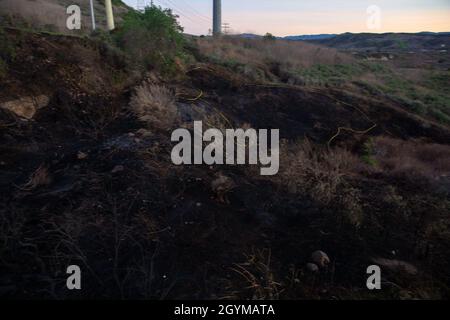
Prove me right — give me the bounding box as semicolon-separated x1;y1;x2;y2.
238;33;337;41
293;32;450;52
283;34;337;41
237;32;450;52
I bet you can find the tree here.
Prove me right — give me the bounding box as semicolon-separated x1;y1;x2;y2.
263;32;276;41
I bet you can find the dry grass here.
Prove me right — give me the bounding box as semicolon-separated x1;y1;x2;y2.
278;140;364;226
373;136;450;183
196;36;353;72
226;249;282;300
279;139;360;204
130;82;178;131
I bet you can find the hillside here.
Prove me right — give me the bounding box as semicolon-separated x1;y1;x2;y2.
0;0;130;33
1;7;450;300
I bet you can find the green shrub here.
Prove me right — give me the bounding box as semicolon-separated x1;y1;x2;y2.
114;6;186;74
0;27;16;62
362;138;378;167
0;57;7;80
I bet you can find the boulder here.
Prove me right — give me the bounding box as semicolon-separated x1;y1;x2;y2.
0;95;49;119
306;263;319;273
311;250;330;268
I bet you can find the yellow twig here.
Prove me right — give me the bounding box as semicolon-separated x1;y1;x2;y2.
186;90;203;101
327;124;377;148
177;90;204;102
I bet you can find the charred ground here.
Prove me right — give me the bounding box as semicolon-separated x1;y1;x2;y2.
0;23;450;299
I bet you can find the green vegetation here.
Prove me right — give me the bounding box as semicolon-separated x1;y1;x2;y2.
0;26;17;80
376;71;450;125
114;6;187;74
361;138;378;167
296;63;364;86
0;26;17;62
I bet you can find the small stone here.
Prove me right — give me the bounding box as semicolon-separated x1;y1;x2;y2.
77;151;88;160
311;250;330;268
111;165;125;173
136;128;152;137
306;263;319;273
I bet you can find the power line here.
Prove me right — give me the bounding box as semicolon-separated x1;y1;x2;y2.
165;0;210;23
177;0;212;21
155;0;210;25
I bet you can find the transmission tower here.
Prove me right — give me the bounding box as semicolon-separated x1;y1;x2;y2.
222;22;230;35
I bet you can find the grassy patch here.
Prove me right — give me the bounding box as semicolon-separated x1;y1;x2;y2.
375;71;450;125
295;63;365;86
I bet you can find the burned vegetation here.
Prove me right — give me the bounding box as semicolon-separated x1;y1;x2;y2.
0;7;450;300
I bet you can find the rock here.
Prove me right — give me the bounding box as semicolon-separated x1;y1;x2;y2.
211;172;236;204
111;165;124;173
0;95;49;119
211;173;235;193
311;250;330;268
136;128;152;138
77;151;88;160
306;263;319;273
21;165;51;190
371;258;418;275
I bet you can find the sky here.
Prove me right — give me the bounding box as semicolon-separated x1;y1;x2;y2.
122;0;450;36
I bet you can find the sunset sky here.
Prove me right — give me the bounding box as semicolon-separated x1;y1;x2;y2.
123;0;450;36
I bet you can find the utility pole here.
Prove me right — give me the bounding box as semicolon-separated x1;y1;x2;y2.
89;0;96;30
105;0;115;31
213;0;222;36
